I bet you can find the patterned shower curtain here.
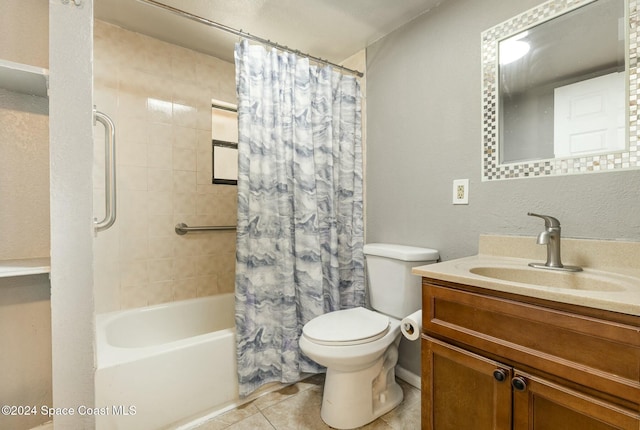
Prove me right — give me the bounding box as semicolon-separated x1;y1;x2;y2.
234;39;365;396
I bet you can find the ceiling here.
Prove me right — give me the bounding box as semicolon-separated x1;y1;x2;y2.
94;0;444;66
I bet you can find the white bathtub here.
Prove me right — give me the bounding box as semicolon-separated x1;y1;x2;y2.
95;294;238;430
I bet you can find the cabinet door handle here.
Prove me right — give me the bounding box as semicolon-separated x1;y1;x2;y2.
511;376;528;392
493;369;508;382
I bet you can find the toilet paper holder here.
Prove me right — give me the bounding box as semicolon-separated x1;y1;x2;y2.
401;310;422;341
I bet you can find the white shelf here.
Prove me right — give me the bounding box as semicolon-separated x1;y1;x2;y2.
0;258;51;278
0;59;49;98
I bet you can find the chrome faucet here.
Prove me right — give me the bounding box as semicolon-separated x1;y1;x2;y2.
527;213;582;272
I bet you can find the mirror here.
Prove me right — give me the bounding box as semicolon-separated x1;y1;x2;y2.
481;0;640;180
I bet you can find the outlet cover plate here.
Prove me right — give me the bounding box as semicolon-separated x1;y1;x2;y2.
453;179;469;205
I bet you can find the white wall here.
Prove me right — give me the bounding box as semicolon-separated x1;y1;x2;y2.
49;0;96;428
0;276;52;430
0;0;48;68
0;89;50;260
0;2;52;429
365;0;640;262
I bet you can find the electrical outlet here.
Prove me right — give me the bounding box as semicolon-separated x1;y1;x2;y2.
453;179;469;205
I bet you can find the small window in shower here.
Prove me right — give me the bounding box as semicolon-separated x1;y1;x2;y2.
211;101;238;185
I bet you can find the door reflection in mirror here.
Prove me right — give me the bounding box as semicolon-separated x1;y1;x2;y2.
498;0;625;164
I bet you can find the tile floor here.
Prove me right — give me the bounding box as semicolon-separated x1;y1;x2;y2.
194;374;421;430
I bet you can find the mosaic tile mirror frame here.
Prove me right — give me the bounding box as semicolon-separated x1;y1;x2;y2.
481;0;639;181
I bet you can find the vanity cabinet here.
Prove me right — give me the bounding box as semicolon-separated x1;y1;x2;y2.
422;336;512;429
420;279;640;430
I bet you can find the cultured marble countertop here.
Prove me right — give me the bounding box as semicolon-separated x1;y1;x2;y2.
411;235;640;317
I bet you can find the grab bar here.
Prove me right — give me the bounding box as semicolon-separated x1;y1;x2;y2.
175;223;236;235
93;108;117;233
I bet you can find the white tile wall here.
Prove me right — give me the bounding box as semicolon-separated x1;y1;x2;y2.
0;90;50;260
93;21;238;312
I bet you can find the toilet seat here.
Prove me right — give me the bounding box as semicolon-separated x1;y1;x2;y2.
302;307;390;346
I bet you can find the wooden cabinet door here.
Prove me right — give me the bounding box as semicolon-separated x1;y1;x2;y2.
512;370;640;430
423;336;512;430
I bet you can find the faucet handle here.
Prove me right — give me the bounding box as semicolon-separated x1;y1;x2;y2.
527;212;560;228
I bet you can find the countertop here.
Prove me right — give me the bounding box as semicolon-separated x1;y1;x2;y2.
412;235;640;317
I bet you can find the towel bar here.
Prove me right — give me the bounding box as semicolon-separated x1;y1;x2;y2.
175;223;236;235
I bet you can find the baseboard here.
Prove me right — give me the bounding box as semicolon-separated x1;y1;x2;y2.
395;365;421;389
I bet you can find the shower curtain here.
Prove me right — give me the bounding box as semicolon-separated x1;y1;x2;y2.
234;39;365;396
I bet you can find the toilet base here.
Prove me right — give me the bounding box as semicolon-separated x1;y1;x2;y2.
319;341;403;429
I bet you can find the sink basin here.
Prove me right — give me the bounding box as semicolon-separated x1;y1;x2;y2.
469;266;629;292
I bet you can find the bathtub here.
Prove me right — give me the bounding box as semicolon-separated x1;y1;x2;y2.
95;293;238;430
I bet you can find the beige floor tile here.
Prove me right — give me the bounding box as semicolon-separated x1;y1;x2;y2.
193;375;421;430
359;420;396;429
253;373;325;411
201;402;261;428
192;419;230;430
378;397;421;430
253;383;311;411
226;412;276;430
260;385;332;430
396;379;421;407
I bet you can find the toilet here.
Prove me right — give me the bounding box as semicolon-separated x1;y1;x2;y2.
299;243;439;429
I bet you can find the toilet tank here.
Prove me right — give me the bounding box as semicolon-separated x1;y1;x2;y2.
364;243;439;319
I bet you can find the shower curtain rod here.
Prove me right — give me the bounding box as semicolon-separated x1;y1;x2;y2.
136;0;364;78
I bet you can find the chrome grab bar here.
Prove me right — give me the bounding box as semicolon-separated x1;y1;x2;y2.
93;108;117;233
175;223;236;235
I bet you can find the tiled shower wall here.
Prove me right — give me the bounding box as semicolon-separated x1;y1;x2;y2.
93;20;237;312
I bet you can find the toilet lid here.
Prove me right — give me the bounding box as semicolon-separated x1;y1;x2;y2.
302;307;390;346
